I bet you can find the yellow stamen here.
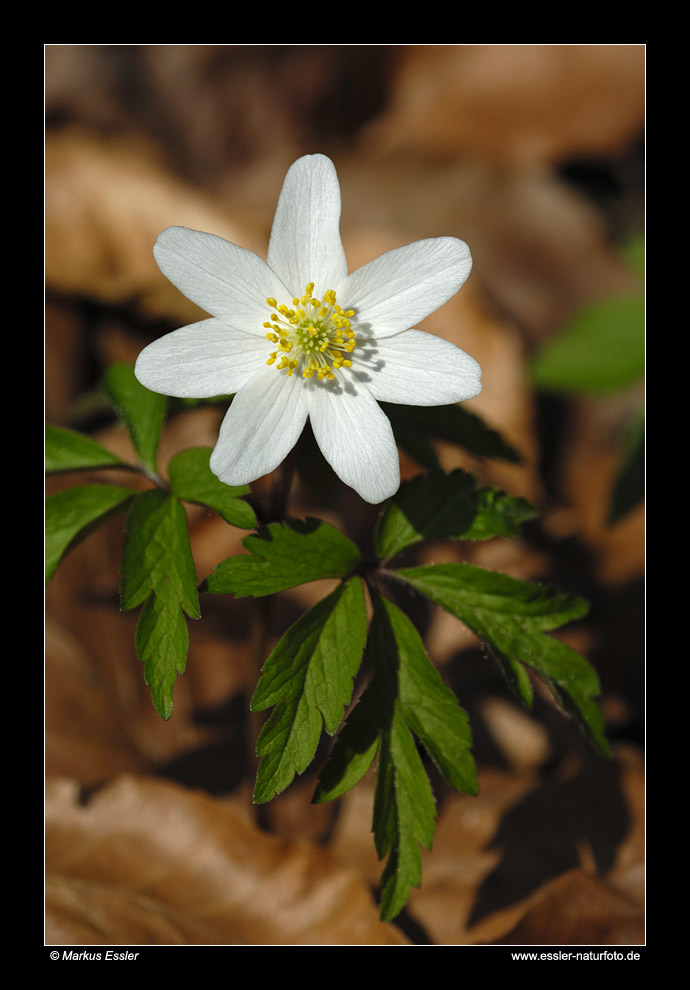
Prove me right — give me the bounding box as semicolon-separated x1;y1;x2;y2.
262;281;358;383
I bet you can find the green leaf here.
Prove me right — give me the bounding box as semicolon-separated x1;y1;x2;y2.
394;564;608;754
315;594;476;921
251;577;367;803
383;402;522;465
374;714;436;921
104;363;167;473
45;424;125;474
311;681;383;803
380;596;477;795
531;296;644;394
201;518;362;597
120;489;200;719
460;488;537;540
168;447;257;529
608;415;644;525
622;233;645;279
375;469;536;560
45;484;135;584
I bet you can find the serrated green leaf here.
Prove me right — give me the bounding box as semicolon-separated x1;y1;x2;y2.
394;564;608;754
315;593;476;920
46;484;135;584
45;424;126;474
460;488;537;540
104;363;167;473
120;489;200;719
135;590;190;721
312;683;382;803
375;717;435;921
378;596;477;795
201;518;362;597
531;296;644;395
383;402;522;465
375;469;536;560
251;577;367;803
608;415;644;525
168;447;257;529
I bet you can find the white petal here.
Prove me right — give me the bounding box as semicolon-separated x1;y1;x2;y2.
350;329;482;405
267;155;348;297
209;366;309;486
135;319;270;397
154;226;288;335
307;380;399;504
338;237;472;338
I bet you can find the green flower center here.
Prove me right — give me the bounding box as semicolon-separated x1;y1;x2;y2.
263;282;357;381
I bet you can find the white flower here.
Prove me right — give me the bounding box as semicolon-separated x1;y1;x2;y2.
135;154;481;504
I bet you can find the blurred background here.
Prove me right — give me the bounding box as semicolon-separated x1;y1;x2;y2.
45;44;645;946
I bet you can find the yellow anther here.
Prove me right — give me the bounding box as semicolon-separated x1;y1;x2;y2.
263;280;358;382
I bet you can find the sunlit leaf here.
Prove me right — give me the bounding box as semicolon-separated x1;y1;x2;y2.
104;363;167;473
201;518;362;597
251;578;367;803
531;296;644;394
120;489;200;719
45;424;125;474
393;564;608;754
168;447;257;529
315;594;477;921
46;484;135;584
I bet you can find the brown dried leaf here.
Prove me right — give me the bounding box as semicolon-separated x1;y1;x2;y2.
46;622;150;784
491;870;644;945
366;45;644;164
339;160;636;344
326;744;643;944
46;775;409;945
45;130;264;319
